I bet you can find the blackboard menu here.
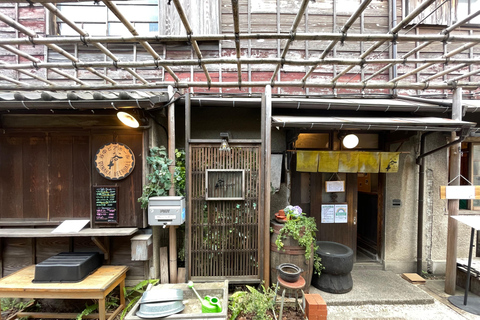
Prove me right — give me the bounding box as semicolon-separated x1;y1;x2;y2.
93;186;118;224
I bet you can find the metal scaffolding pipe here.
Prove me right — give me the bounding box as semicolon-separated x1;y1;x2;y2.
0;80;479;91
0;33;480;46
102;0;179;82
0;44;87;85
302;0;373;82
231;0;243;86
43;3;148;85
390;42;477;82
0;11;117;85
2;57;480;71
172;0;212;85
366;10;480;82
332;0;437;82
270;0;310;82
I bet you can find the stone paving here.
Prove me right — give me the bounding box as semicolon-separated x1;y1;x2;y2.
306;268;480;319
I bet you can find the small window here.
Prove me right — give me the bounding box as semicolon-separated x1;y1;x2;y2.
53;0;219;36
404;0;454;26
206;169;245;200
295;133;330;149
458;0;480;24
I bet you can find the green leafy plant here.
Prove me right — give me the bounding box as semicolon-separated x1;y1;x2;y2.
1;298;35;312
275;206;324;275
138;147;186;209
174;149;186;196
75;279;159;320
229;284;276;320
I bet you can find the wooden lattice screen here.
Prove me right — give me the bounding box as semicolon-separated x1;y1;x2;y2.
189;144;261;281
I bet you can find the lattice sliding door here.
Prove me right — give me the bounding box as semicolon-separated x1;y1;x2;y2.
189;144;261;281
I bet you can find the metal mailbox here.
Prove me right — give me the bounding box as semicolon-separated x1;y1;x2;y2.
148;196;186;227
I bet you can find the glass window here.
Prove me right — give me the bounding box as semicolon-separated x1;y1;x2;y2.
295;133;330;149
54;0;219;36
458;0;480;24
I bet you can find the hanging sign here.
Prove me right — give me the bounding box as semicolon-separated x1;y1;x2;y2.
325;181;345;193
94;142;135;180
440;186;480;199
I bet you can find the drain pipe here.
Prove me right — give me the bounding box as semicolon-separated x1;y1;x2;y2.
416;133;468;275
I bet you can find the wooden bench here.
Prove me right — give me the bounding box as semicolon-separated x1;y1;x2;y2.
0;265;128;320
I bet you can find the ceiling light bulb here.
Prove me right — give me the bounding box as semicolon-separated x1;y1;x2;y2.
117;111;140;128
342;134;359;149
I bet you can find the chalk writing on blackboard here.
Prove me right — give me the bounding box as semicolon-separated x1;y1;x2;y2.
93;186;118;223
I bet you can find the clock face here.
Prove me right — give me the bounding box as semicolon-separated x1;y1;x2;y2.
94;143;135;180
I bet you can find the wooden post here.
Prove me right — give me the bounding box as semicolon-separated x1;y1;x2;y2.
262;85;272;286
445;87;462;294
167;85;178;284
185;92;191;283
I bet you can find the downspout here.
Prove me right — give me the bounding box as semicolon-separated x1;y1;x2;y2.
416;128;469;275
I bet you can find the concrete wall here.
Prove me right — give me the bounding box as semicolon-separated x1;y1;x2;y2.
384;133;472;274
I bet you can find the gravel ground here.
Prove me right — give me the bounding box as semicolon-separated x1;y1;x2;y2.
326;299;469;320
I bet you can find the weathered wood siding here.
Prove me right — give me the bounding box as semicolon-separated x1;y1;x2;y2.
0;127;144;228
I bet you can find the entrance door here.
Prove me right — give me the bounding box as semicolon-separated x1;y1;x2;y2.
310;173;358;257
188;144;261;282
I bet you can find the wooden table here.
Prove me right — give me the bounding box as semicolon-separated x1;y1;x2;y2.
0;265;128;320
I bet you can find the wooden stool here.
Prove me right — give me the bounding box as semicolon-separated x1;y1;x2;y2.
274;275;306;320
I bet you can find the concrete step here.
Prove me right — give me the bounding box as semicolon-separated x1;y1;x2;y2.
354;262;384;270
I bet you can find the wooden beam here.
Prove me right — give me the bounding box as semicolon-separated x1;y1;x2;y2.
91;236;109;260
168;85;177;284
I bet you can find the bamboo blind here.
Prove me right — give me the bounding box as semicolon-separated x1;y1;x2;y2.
190;145;260;279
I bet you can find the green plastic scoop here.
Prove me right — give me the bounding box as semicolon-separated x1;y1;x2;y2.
188;281;222;313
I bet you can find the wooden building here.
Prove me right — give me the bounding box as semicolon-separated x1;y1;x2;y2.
0;0;480;291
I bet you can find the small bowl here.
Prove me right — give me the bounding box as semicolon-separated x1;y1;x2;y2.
277;263;303;282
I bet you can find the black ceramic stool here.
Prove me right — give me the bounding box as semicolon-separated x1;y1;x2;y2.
312;241;354;294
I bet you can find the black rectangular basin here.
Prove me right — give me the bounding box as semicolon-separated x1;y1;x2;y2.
33;252;103;283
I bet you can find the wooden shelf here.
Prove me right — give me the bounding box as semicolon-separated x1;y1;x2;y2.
0;228;138;238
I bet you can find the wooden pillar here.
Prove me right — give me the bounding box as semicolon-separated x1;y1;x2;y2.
167;85;177;284
445;87;462;294
261;85;272;286
184;92;191;283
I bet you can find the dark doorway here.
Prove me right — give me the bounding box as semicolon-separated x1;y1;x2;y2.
357;173;380;262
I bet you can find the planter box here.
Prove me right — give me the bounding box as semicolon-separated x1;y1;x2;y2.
125;281;228;320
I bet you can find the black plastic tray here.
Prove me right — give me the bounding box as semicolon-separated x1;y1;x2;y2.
33;252;103;283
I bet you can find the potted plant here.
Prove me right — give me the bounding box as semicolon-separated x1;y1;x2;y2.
272;205;323;286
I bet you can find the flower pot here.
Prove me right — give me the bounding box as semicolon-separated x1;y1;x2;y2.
277;263;303;282
270;220;313;296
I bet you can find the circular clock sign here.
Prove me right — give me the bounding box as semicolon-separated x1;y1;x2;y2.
94;142;135;180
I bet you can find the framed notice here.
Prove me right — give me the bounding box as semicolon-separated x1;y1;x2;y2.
93;186;118;224
335;204;348;223
321;205;335;223
325;181;345;193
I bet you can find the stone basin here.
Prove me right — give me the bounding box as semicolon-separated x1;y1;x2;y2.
125;281;228;320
